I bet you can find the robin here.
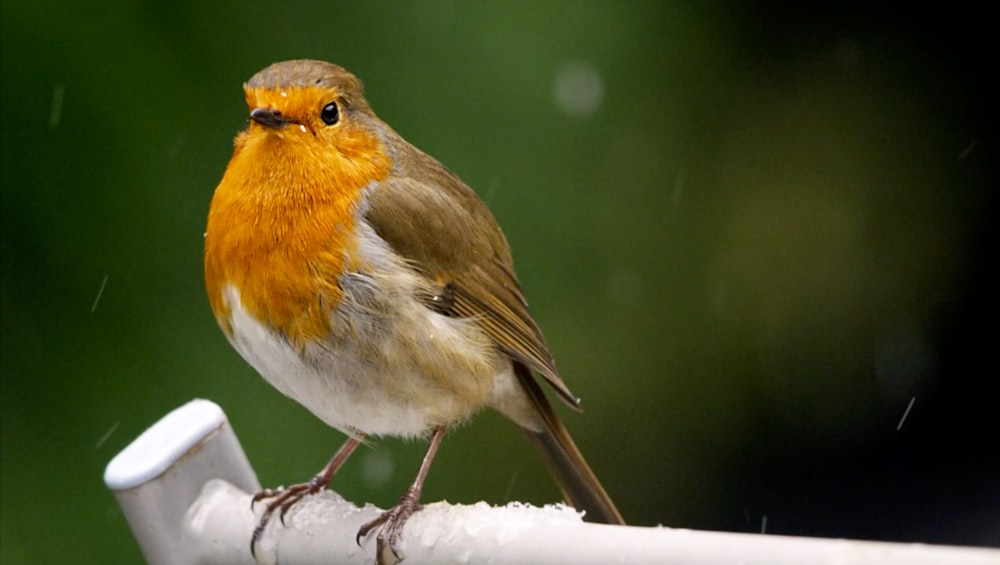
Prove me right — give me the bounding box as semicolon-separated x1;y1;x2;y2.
204;59;624;562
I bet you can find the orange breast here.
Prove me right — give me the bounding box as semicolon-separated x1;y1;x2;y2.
204;124;391;346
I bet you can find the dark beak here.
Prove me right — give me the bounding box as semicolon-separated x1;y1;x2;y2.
249;107;291;129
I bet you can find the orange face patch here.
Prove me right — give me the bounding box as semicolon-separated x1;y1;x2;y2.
204;84;392;345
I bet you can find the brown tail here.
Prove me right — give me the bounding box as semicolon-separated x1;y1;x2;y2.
514;363;626;525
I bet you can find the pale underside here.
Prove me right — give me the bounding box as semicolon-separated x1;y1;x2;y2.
221;222;542;437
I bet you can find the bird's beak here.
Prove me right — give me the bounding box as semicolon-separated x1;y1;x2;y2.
249;107;291;129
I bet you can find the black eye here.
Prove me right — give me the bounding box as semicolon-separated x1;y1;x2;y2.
321;102;339;125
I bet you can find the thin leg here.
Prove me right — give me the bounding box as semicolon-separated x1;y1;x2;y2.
250;435;363;556
356;426;447;564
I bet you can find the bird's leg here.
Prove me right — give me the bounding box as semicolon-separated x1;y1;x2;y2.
250;435;363;556
357;425;447;564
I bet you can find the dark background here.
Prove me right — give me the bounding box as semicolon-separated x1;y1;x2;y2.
2;2;995;562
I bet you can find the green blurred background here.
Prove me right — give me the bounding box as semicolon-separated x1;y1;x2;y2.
2;2;995;562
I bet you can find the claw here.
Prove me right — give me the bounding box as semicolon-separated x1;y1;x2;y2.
249;482;317;556
356;493;423;564
355;426;447;565
248;427;445;564
248;436;362;557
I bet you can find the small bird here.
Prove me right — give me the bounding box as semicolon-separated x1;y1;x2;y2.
204;59;624;562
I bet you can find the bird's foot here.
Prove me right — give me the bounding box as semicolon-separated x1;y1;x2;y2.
248;436;363;556
356;486;423;565
249;473;329;557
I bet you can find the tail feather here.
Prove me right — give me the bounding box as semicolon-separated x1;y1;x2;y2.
514;363;625;525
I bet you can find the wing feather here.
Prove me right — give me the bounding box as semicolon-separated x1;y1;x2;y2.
363;140;579;409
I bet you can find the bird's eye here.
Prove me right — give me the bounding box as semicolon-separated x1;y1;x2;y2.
321;102;339;125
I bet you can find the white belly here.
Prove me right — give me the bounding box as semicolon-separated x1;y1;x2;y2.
221;279;511;437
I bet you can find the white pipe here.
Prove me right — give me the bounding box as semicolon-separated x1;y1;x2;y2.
105;400;1000;565
186;481;999;565
103;399;260;565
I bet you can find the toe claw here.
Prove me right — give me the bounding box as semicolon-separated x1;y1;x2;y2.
355;498;422;564
247;482;321;555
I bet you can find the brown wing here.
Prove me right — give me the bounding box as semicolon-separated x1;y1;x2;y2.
363;137;580;410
